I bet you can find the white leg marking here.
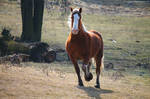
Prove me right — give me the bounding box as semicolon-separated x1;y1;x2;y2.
84;64;89;77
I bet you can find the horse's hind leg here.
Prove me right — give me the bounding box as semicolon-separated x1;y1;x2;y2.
94;53;103;88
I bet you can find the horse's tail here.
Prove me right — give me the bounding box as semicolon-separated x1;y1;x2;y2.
100;55;104;72
96;32;104;72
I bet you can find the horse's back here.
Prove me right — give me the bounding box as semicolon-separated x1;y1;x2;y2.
88;30;103;46
87;30;103;58
88;30;103;40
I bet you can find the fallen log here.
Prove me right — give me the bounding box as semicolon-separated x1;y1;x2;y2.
0;54;30;64
0;28;57;63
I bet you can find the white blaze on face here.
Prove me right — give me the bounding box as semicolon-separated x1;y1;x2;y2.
84;64;89;77
72;13;80;34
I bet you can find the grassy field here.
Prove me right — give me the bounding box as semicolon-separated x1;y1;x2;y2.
0;0;150;98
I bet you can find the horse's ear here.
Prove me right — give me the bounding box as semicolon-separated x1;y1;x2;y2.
79;8;82;13
70;7;73;12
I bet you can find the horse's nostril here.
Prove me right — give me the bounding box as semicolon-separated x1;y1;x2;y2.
72;29;78;34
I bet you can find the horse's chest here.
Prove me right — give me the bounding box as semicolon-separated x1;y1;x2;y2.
67;39;89;57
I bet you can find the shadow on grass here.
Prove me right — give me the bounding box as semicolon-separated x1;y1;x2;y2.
77;86;113;99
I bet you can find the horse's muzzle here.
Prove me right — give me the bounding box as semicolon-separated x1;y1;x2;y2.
72;29;79;34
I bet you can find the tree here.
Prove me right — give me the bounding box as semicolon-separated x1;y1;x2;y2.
21;0;44;42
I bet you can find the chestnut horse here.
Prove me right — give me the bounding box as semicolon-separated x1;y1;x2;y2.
65;7;104;88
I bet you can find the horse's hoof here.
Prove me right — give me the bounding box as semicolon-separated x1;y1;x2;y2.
89;72;93;80
84;75;91;81
85;77;92;81
79;83;84;86
84;72;93;81
94;85;100;89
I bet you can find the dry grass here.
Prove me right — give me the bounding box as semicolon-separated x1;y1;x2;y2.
0;63;150;99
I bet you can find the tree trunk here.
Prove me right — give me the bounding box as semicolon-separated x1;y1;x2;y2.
21;0;34;41
21;0;44;42
34;0;44;41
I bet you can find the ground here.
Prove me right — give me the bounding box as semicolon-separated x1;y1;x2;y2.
0;62;150;99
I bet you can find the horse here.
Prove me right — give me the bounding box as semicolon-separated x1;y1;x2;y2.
65;7;104;88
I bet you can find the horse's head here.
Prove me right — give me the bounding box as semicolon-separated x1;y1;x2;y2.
70;7;82;35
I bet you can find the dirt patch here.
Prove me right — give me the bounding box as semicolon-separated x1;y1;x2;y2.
0;63;150;99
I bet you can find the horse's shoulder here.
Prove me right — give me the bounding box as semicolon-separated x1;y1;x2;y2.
65;34;72;47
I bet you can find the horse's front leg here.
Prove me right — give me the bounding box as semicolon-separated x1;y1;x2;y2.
70;56;83;86
82;60;93;81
